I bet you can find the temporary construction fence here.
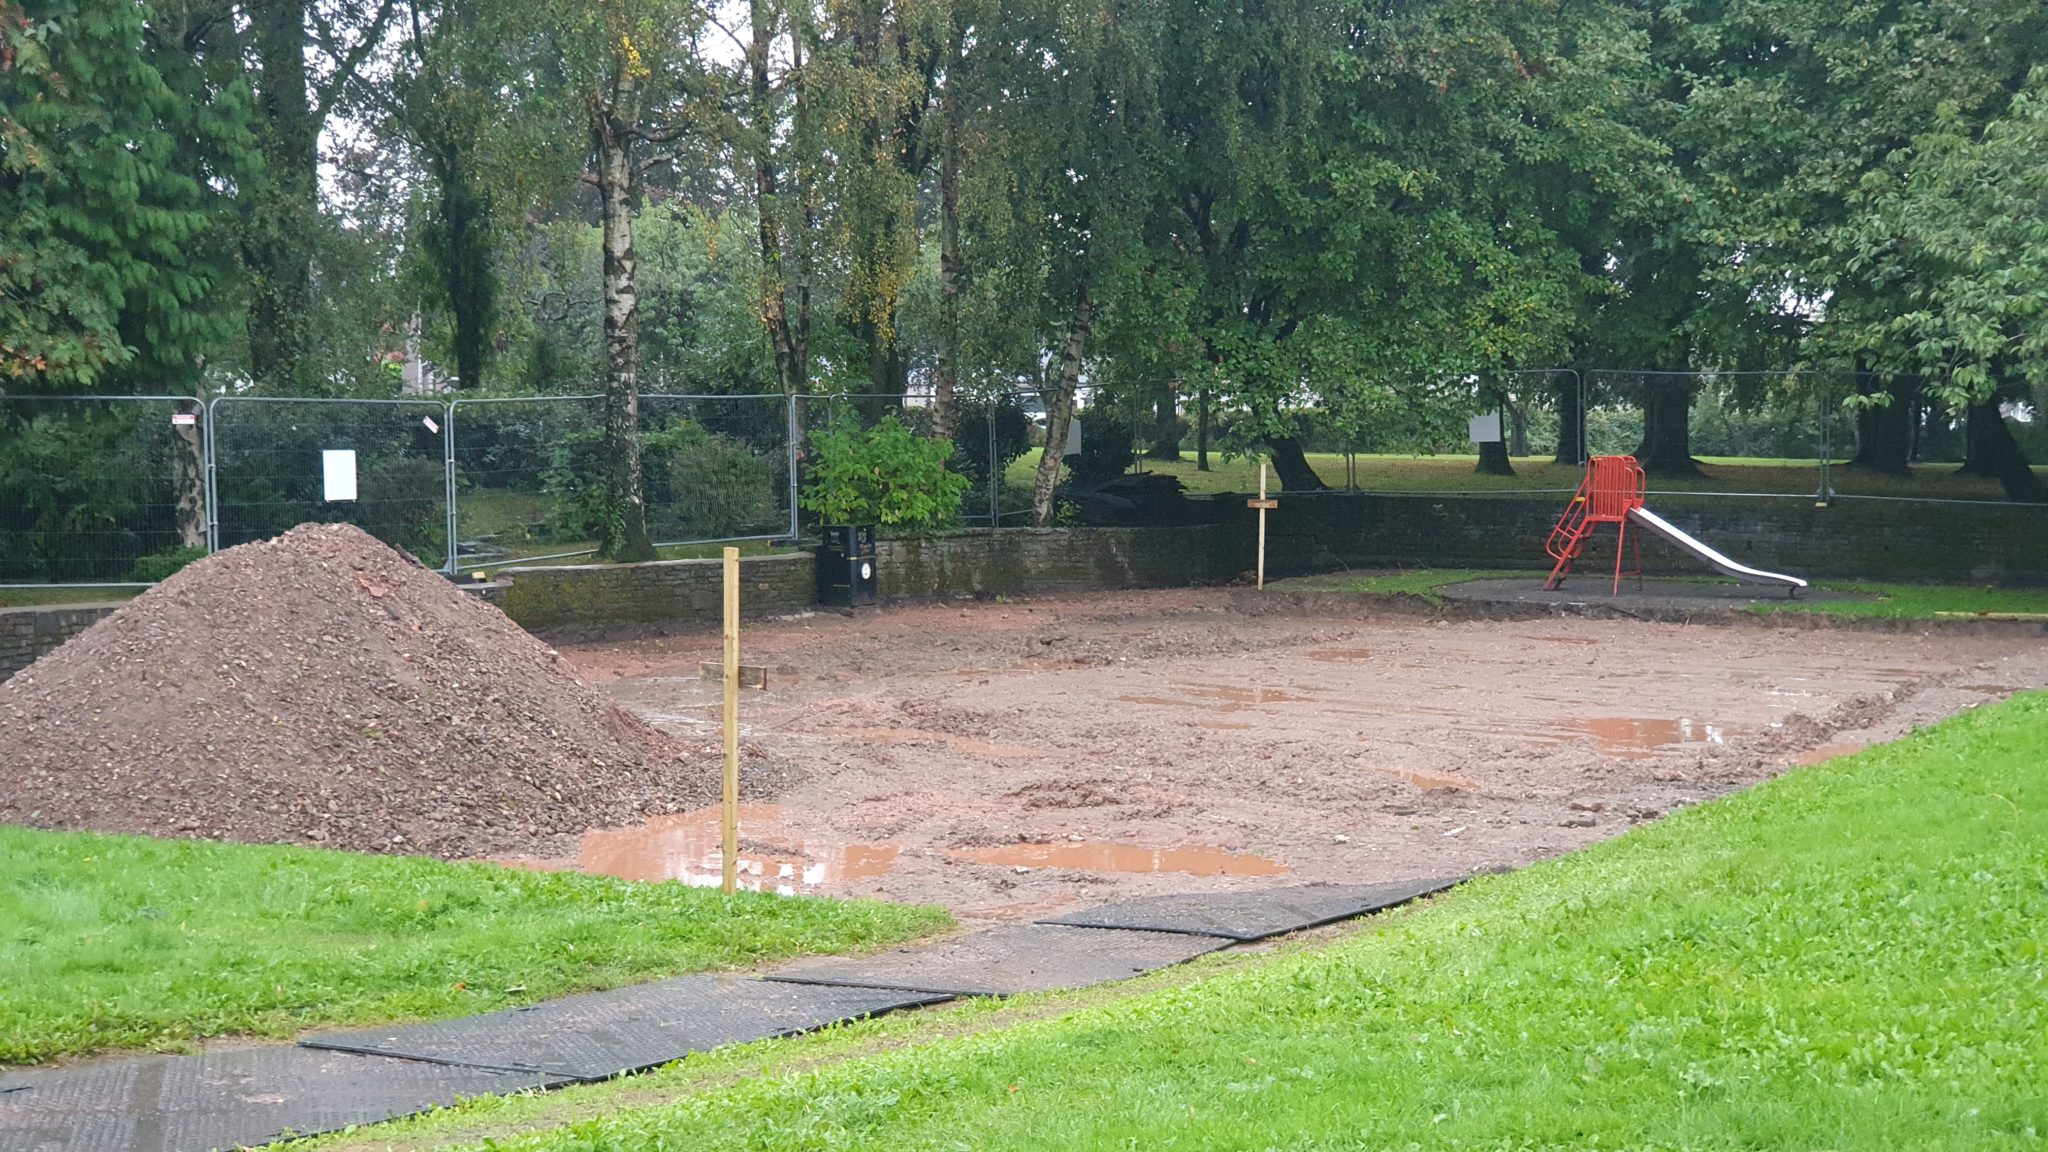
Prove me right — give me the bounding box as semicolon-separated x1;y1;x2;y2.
448;393;794;572
0;394;208;585
3;376;2038;587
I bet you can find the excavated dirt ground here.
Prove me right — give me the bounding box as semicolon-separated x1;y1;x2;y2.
556;588;2048;921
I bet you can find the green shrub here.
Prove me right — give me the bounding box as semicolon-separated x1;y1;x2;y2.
125;545;207;583
800;412;969;533
669;431;780;538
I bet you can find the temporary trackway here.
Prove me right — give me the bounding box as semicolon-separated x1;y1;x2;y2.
0;878;1458;1152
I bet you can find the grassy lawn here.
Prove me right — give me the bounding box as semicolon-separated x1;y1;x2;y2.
0;826;949;1065
1271;568;2048;622
1753;580;2048;621
0;587;144;608
407;690;2048;1151
1009;448;2036;500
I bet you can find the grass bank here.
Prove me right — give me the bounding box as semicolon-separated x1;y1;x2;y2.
1751;579;2048;621
431;690;2048;1150
0;827;948;1065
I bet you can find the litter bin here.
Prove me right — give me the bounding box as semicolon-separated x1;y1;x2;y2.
817;525;878;607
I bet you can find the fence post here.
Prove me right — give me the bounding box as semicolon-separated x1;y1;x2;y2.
987;396;998;528
785;392;801;542
443;399;458;574
204;395;220;554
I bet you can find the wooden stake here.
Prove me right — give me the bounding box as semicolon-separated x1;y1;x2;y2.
721;546;740;894
1256;462;1268;589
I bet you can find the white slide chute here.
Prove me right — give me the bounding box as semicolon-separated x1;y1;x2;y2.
1627;507;1807;591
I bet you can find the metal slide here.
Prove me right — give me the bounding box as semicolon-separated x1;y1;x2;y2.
1627;506;1808;592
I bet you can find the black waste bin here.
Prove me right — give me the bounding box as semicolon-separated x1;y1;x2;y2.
817;525;878;607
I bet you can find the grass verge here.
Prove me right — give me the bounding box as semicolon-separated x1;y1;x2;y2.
0;827;949;1065
410;690;2047;1151
1750;580;2048;621
1270;568;1537;604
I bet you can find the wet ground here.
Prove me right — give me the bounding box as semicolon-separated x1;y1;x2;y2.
540;588;2047;920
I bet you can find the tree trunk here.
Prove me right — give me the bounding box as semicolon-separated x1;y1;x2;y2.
430;139;493;391
1634;375;1701;477
750;0;804;402
1554;373;1586;464
1147;389;1181;459
1849;377;1915;475
1196;387;1211;471
1962;400;2045;503
170;405;207;549
1508;402;1529;458
1476;438;1514;476
1032;285;1092;527
1267;435;1326;490
931;21;966;442
246;0;317;393
594;98;655;563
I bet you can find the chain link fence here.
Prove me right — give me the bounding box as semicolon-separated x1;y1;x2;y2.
0;394;208;585
208;396;453;568
447;393;795;571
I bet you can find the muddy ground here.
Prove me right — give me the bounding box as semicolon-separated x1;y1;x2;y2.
548;589;2046;921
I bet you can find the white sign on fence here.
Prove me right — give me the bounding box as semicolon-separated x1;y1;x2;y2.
1063;417;1082;457
1467;412;1503;444
322;450;358;502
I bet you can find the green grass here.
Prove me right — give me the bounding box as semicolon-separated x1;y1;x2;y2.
1273;568;1537;604
0;586;143;608
1010;448;2037;500
0;826;949;1064
440;690;2048;1152
1752;580;2048;620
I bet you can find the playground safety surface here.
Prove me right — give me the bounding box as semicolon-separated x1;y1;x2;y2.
1434;576;1871;615
567;587;2048;918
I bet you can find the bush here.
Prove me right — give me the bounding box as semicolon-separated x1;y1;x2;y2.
668;431;780;538
1065;415;1136;486
125;545;207;583
800;412;970;533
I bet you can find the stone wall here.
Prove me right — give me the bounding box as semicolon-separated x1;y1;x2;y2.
877;527;1232;598
1225;492;2048;584
0;604;121;681
491;551;817;639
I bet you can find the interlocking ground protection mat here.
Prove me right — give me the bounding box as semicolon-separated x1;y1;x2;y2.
764;923;1229;997
1037;877;1463;941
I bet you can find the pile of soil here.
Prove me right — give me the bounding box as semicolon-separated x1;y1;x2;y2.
0;524;741;858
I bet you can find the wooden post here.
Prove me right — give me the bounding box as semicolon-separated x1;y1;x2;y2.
1245;462;1277;589
1257;462;1267;589
721;546;740;894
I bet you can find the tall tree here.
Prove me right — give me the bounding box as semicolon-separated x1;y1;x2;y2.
548;0;710;560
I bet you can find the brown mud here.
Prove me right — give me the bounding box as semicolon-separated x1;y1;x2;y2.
557;588;2048;919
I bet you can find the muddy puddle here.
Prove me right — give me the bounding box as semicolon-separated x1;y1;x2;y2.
496;804;899;896
1573;717;1730;758
956;840;1287;877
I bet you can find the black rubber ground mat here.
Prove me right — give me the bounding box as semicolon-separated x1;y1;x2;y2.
762;923;1229;996
1036;877;1464;941
0;1045;560;1152
299;976;946;1082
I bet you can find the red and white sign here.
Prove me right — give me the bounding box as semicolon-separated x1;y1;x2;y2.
171;413;198;427
421;415;441;433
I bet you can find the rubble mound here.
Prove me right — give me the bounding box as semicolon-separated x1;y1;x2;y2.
0;524;724;857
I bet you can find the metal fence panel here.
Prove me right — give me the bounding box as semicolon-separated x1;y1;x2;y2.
449;393;797;571
209;396;453;568
0;394;208;585
800;392;1015;529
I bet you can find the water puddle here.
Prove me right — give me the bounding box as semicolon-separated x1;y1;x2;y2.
1118;683;1319;712
1370;767;1482;791
1574;717;1729;759
834;726;1040;758
495;804;899;895
1306;649;1372;663
955;840;1287;877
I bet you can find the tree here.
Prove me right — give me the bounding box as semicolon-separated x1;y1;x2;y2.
541;0;712;560
2;0;253;393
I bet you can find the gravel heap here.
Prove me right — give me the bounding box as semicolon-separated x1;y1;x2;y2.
0;524;719;858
